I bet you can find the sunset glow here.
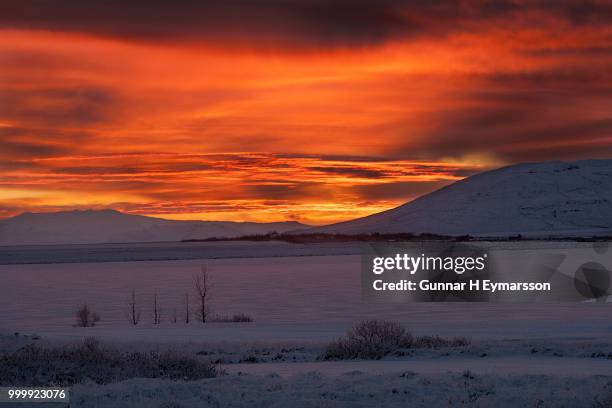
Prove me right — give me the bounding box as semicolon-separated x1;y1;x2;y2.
2;1;612;224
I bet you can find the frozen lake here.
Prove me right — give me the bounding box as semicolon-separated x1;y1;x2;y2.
0;241;610;336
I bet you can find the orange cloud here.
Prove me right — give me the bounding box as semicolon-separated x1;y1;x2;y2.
1;2;612;223
0;152;482;223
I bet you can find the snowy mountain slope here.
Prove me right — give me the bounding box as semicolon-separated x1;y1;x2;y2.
0;209;308;245
313;159;612;237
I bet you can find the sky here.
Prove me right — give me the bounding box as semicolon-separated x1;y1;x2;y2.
1;0;612;225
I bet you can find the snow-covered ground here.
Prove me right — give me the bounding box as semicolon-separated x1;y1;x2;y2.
2;329;610;407
2;242;609;329
1;241;610;407
226;356;612;377
2;326;611;407
70;371;611;408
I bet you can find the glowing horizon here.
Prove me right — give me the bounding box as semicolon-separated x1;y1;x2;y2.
2;1;612;224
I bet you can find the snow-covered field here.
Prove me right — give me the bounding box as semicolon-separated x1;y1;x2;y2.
1;241;609;329
1;241;610;407
70;371;611;408
2;329;611;407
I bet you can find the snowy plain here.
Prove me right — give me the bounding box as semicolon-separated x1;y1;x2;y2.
0;240;611;407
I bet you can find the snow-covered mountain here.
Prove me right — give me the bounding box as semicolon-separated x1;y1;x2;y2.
313;159;612;237
0;210;308;245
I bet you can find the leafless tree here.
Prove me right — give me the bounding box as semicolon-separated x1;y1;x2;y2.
126;289;141;325
184;292;190;324
152;291;161;324
75;303;100;327
193;266;212;323
170;308;177;323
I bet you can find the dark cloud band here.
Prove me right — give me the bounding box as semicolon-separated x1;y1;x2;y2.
3;0;612;49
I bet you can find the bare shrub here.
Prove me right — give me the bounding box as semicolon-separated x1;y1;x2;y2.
320;320;410;360
211;313;254;323
319;320;470;360
74;303;100;327
125;289;141;326
193;266;212;323
0;338;219;386
75;304;90;327
152;292;161;325
184;292;190;324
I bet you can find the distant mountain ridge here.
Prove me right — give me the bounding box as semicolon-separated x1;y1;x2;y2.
3;159;610;245
0;209;308;245
312;159;612;237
